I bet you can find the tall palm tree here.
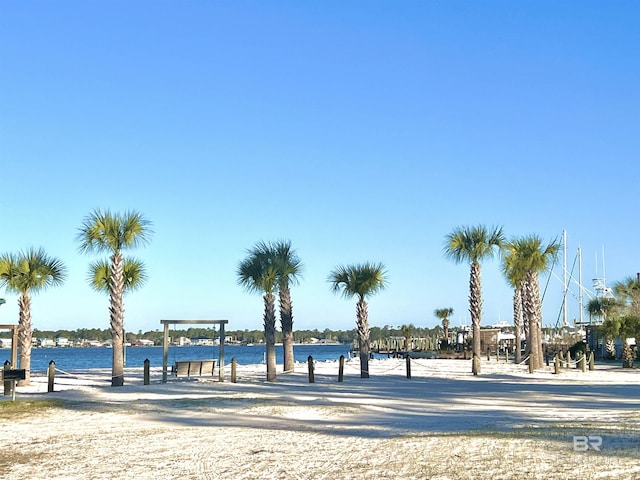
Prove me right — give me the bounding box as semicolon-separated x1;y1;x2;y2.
501;243;529;364
434;308;454;348
238;246;279;381
507;235;560;370
0;248;67;385
77;209;152;387
328;262;387;378
444;225;504;375
260;240;303;373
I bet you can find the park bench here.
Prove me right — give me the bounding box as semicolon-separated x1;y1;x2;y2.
172;359;216;377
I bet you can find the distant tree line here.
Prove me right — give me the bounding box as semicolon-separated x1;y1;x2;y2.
1;325;453;346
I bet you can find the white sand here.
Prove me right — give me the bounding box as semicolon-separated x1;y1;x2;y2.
2;357;640;479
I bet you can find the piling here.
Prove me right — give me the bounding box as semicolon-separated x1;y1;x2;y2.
48;360;56;392
3;360;12;396
143;359;150;385
231;357;237;383
338;355;344;382
307;355;315;383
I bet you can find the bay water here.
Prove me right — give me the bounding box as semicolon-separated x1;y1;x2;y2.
6;344;355;373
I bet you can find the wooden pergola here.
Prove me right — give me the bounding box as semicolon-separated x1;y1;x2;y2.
160;319;229;383
0;324;19;367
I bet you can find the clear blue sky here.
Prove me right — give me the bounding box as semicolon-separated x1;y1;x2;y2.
1;1;639;334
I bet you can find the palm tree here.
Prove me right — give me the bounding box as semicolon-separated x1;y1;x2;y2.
328;262;387;378
501;243;529;364
238;246;278;381
434;308;454;349
400;323;414;352
0;248;67;385
507;235;560;370
612;276;640;316
600;314;640;367
444;225;504;375
88;257;148;356
260;240;303;373
77;209;152;387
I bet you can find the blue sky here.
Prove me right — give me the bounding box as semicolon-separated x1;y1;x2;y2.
1;1;639;334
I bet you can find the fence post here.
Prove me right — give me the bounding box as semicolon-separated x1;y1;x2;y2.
48;360;56;392
406;355;412;379
566;351;571;369
231;357;237;383
143;359;150;385
338;355;344;382
589;352;595;371
3;360;11;396
307;355;315;383
581;352;587;372
554;355;560;375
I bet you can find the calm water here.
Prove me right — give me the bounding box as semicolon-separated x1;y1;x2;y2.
3;344;355;373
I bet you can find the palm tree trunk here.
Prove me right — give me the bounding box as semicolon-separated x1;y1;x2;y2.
531;271;544;370
278;284;295;373
356;297;370;378
110;253;125;387
522;286;530;360
513;285;522;364
264;293;277;381
469;261;482;375
523;270;543;370
17;293;32;386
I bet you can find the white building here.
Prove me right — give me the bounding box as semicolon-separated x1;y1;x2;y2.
38;338;55;348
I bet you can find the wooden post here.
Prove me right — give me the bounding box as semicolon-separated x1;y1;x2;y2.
406;355;411;379
581;352;587;372
554;355;560;375
231;357;237;383
566;351;571;369
48;360;56;392
338;355;344;382
505;350;509;364
307;355;315;383
486;349;490;361
589;351;595;371
3;360;11;396
143;359;150;385
162;322;169;383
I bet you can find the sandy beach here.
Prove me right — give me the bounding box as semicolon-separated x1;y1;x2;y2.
2;357;640;480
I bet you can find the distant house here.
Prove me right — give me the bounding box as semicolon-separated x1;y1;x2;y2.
38;338;55;348
134;339;154;346
0;338;12;348
55;337;70;347
191;336;214;346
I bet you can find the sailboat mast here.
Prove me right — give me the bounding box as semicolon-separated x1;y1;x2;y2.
578;247;583;325
563;230;568;328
